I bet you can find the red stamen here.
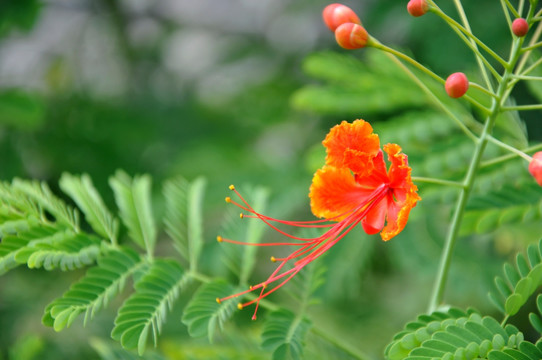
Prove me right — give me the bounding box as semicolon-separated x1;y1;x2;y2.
217;183;389;317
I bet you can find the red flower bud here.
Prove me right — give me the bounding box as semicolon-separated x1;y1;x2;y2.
335;23;369;50
445;72;469;98
529;152;542;186
323;3;361;32
407;0;429;17
512;18;529;37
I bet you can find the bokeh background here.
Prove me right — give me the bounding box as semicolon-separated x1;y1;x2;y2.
1;0;541;359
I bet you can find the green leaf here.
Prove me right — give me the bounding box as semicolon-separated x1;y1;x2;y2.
292;50;427;117
12;178;79;231
261;309;312;360
42;247;142;330
181;279;239;342
163;176;206;269
112;259;187;355
385;310;524;360
109;171;156;255
0;224;58;275
461;183;542;236
16;232;102;271
490;238;542;316
60;173;119;244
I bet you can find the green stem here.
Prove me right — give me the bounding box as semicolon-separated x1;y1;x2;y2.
383;53;481;141
429;3;508;68
511;74;542;80
372;42;444;85
412;176;466;188
502;0;521;19
481;143;542;167
502;104;542;111
428;36;525;313
469;82;498;98
452;0;498;90
376;43;491;114
487;136;533;161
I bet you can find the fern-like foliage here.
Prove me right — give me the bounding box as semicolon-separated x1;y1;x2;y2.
385;309;526;360
42;247;142;331
291;50;428;116
12;178;80;231
162;176;206;270
489;238;542;316
112;259;188;355
15;232;102;271
109;170;156;255
59;173;119;244
181;279;239;343
461;184;542;236
261;309;312;360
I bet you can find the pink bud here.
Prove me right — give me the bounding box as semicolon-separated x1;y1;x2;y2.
323;3;361;32
445;72;469;98
529;152;542;186
512;18;529;37
334;23;369;50
407;0;429;17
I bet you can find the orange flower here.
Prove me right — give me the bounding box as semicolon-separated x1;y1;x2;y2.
217;119;420;319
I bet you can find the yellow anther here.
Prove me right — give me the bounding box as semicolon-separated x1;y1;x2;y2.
249;285;253;290
229;184;235;191
216;235;223;243
237;303;243;310
262;283;268;289
270;256;276;263
225;196;231;203
216;297;222;304
240;213;244;219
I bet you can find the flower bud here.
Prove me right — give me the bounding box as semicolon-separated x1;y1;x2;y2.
445;72;469;98
512;18;529;37
529;152;542;186
335;23;369;50
407;0;429;17
323;3;361;32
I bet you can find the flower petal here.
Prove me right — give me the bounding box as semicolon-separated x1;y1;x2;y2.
379;143;421;241
310;165;374;221
362;195;389;235
323;119;380;176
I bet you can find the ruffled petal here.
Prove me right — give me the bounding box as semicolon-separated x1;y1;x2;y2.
384;143;411;188
323;119;380;177
380;189;419;241
309;165;374;221
379;143;421;241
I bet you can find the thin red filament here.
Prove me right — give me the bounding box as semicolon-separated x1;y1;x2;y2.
217;184;389;319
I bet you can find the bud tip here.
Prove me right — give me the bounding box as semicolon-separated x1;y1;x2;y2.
407;0;429;17
445;72;469;98
512;18;529;37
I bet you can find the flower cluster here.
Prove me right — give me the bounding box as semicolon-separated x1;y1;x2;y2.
217;120;420;319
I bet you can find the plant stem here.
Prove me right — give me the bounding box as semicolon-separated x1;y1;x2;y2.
383;53;481;141
481;143;542;167
502;104;542;111
412;177;466;188
487;135;533;161
428;36;525;313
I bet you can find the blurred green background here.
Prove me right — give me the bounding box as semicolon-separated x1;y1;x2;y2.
1;0;541;359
